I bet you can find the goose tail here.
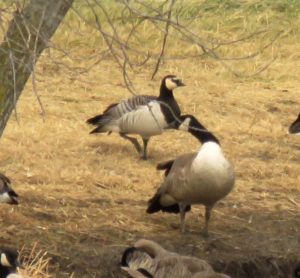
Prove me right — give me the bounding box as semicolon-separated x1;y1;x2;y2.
87;114;114;134
8;189;19;205
121;247;154;277
89;125;107;134
86;114;104;126
156;160;174;177
147;193;190;214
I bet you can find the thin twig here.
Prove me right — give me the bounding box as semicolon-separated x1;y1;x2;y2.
151;0;175;80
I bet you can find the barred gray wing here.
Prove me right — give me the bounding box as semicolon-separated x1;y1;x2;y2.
104;95;156;119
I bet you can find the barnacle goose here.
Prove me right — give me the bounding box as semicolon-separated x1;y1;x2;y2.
121;239;231;278
289;113;300;135
0;173;18;205
0;248;22;278
147;115;235;237
87;75;185;159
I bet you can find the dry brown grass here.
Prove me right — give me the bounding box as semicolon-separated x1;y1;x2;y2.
18;244;52;278
0;1;300;277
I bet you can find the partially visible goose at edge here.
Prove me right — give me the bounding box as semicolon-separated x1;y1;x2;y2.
0;247;23;278
147;115;235;237
120;239;231;278
0;173;19;205
289;113;300;135
86;75;185;160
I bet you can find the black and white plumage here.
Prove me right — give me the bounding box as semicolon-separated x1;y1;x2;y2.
87;75;185;159
0;174;18;205
121;239;231;278
147;115;235;237
0;248;22;278
289;113;300;135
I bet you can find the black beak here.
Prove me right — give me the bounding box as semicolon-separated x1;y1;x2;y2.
176;79;185;87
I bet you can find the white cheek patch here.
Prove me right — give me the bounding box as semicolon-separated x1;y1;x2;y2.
179;118;191;131
165;79;177;90
1;253;12;267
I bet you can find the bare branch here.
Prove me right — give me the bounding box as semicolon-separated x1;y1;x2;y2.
151;0;175;80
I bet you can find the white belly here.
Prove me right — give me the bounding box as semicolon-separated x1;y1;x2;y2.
184;142;235;204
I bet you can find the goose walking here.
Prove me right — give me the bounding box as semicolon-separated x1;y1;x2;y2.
147;115;235;236
0;248;22;278
121;239;230;278
289;113;300;135
0;174;18;205
86;75;185;159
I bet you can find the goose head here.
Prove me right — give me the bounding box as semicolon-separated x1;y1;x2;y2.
0;248;20;269
176;114;220;144
289;113;300;135
162;75;185;91
0;175;19;205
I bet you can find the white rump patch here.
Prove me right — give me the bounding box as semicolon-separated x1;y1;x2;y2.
1;253;12;267
0;192;12;204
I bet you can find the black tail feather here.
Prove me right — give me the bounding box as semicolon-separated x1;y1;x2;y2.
146;193;162;214
137;268;153;278
9;197;18;205
156;160;174;177
9;189;18;198
103;103;118;113
89;126;105;134
121;247;137;267
86;114;104;125
147;194;191;214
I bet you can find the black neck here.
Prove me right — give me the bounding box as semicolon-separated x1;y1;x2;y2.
189;121;220;145
0;266;10;278
157;84;181;123
158;84;174;100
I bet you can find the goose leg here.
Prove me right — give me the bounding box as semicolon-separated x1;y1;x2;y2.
179;203;187;233
141;138;150;160
203;205;213;237
120;133;142;154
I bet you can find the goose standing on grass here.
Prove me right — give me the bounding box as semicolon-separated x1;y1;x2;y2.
86;75;185;159
0;174;18;205
121;239;231;278
147;115;235;237
289;113;300;135
0;248;22;278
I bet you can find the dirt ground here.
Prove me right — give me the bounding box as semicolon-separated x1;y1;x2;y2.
0;55;299;277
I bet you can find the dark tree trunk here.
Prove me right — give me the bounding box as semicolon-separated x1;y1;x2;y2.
0;0;74;137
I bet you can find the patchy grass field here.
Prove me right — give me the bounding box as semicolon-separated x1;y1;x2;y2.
0;1;300;277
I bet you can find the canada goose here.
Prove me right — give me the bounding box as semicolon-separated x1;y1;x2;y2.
147;115;235;236
0;248;22;278
0;174;18;205
87;75;185;159
289;113;300;135
121;239;231;278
